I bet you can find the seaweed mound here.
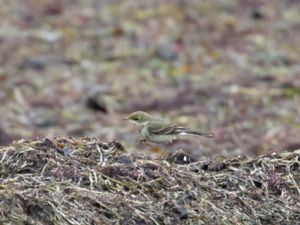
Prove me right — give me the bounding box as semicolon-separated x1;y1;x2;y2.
0;137;299;225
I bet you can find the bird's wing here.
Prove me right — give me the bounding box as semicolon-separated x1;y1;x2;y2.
148;122;187;135
148;122;215;138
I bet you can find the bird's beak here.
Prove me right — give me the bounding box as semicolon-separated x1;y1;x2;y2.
122;117;128;120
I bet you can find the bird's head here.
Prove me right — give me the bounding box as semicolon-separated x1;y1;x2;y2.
124;111;152;125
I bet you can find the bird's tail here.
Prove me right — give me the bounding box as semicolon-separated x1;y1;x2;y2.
173;125;215;138
181;130;215;138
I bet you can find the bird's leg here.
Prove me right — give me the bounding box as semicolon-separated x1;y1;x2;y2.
138;138;158;148
158;142;173;159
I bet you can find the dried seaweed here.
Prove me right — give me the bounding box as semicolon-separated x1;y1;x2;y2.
0;137;299;225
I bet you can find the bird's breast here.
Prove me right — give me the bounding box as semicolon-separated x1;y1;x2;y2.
140;126;149;138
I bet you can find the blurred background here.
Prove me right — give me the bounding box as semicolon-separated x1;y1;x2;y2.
0;0;299;158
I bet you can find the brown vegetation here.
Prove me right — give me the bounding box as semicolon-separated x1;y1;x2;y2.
0;137;299;225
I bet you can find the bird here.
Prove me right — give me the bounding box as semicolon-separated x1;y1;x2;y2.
124;111;214;147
